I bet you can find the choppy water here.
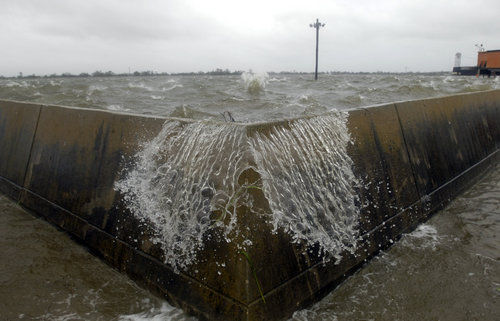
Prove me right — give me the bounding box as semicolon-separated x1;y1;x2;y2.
1;73;499;122
1;163;498;320
292;164;500;321
1;74;499;320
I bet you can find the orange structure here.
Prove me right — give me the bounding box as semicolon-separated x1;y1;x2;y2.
477;50;500;69
453;49;500;76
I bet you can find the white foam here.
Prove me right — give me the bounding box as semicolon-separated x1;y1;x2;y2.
107;104;127;111
117;303;193;321
403;224;441;250
409;224;438;239
5;80;29;88
162;84;183;91
269;77;287;82
241;71;269;94
34;312;80;321
49;80;62;86
128;82;154;91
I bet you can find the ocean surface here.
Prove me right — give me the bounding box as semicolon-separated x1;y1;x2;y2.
0;73;499;320
1;73;499;121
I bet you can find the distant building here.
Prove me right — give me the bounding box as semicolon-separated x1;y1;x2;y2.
453;49;500;77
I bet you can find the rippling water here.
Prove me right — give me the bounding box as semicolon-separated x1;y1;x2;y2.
0;74;499;320
291;164;500;321
1;73;499;122
1;164;498;320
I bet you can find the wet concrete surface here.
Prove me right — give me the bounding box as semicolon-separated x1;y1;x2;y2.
1;163;499;321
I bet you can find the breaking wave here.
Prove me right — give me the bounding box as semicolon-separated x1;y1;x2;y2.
241;71;269;94
1;73;498;122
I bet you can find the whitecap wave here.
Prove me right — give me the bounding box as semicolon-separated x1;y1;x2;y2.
402;224;442;250
241;71;268;94
106;104;130;111
128;82;154;91
88;84;107;93
269;77;287;82
117;303;194;321
162;84;183;91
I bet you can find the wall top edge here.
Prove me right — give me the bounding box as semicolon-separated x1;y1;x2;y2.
1;88;499;128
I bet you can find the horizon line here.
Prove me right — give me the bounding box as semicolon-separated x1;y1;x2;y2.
1;69;452;79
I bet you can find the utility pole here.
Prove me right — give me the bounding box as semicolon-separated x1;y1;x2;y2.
310;18;325;80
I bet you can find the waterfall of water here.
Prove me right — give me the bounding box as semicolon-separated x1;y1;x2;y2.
249;112;360;262
115;111;360;271
115;120;250;271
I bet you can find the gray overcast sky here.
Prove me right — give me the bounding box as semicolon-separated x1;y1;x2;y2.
1;0;499;76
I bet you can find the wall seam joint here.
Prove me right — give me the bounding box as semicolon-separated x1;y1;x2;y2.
21;105;42;189
394;103;422;200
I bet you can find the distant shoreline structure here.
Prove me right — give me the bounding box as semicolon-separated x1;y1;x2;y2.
1;70;451;80
453;49;500;77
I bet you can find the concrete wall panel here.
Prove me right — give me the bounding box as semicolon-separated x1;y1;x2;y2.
0;100;40;199
17;104;254;315
0;88;499;320
395;90;500;211
347;105;420;233
21;104;164;227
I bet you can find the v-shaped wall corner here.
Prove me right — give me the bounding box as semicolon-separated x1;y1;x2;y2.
0;89;498;320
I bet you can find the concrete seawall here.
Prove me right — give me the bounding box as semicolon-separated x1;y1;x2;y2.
0;90;498;320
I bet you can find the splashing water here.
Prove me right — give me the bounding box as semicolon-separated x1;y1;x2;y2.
241;71;269;94
249;112;360;261
116;111;360;270
2;74;499;122
118;302;195;321
115;120;251;271
401;223;442;250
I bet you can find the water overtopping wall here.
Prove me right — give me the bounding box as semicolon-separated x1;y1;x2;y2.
0;90;498;320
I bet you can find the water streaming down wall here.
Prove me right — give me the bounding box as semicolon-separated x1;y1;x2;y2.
115;120;251;271
248;113;360;262
115;111;360;271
